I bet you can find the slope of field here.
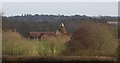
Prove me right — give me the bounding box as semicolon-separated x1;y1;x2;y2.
2;31;65;56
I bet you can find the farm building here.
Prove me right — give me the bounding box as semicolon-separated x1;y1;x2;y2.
27;22;72;41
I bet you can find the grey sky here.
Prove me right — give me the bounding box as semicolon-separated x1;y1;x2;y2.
2;2;118;16
2;0;119;2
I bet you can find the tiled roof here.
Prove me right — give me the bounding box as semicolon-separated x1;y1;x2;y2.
28;32;55;37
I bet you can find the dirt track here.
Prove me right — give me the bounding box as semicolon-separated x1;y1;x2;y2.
2;56;116;61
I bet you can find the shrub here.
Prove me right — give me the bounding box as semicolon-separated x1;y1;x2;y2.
63;22;118;57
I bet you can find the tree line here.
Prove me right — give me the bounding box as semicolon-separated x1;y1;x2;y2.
2;14;118;37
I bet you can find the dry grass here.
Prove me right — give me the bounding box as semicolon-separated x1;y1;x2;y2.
2;31;65;56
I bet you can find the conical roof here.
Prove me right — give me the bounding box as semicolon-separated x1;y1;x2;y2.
59;22;67;34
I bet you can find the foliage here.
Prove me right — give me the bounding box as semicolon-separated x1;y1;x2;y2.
63;22;118;57
2;15;117;36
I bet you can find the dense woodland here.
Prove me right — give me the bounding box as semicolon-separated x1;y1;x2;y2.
2;14;118;37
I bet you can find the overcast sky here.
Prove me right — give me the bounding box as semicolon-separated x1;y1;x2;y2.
1;0;119;2
2;2;118;16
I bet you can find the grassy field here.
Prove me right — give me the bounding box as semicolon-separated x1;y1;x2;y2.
2;31;65;56
2;22;118;62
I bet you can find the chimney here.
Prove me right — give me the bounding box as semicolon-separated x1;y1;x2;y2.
13;29;16;32
55;30;59;34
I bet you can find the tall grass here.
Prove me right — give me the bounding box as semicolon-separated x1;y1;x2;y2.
2;31;65;56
